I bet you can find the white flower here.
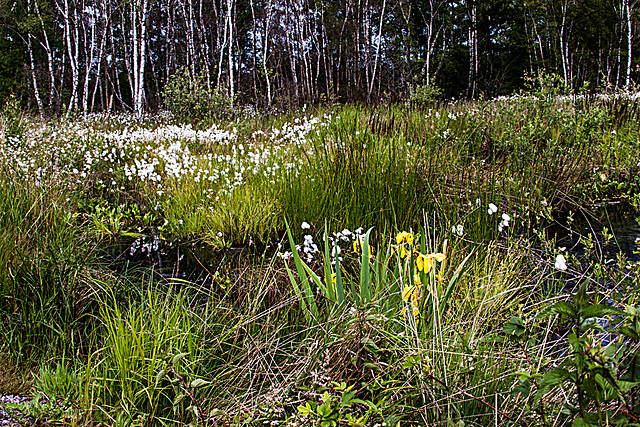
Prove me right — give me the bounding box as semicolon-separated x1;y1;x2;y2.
488;203;498;215
301;221;310;229
502;213;511;223
555;254;568;271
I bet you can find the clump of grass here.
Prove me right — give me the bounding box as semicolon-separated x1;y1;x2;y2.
0;359;33;395
0;174;102;363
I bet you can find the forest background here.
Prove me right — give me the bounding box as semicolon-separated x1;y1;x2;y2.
0;0;638;115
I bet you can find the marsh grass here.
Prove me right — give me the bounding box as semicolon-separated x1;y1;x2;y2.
2;96;640;425
0;175;102;363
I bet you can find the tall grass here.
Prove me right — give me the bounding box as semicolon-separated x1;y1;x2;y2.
0;173;101;363
2;96;639;426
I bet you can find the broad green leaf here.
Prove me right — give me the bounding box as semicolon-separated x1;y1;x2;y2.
298;403;312;416
572;415;600;427
503;316;526;336
533;368;570;404
612;326;639;341
537;301;577;319
317;402;332;417
582;304;625;319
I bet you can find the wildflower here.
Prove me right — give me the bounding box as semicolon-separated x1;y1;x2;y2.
488;203;498;215
396;231;414;245
395;245;411;259
301;221;310;229
352;238;373;257
452;224;464;236
555;254;568;271
324;273;337;287
394;231;414;258
416;252;446;273
401;283;420;322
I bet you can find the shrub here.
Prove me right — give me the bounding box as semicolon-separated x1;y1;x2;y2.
407;83;442;107
162;67;234;123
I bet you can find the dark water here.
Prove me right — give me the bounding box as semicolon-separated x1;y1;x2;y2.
550;204;640;263
103;231;276;290
101;204;640;288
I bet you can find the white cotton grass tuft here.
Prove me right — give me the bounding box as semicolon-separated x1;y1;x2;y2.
498;212;511;232
488;203;498;215
555;254;568;271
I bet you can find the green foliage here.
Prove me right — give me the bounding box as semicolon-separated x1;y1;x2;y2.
163;67;234;123
511;280;640;425
1;101;640;426
296;382;376;427
407;83;442;106
1;94;26;141
0;178;101;362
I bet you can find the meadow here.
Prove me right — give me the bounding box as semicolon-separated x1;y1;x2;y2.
1;88;640;426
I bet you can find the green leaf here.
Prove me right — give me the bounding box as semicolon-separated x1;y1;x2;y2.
284;218;319;322
574;280;590;310
503;316;526;336
360;228;374;303
441;251;473;315
171;352;190;366
572;415;600;427
582;304;625;319
190;378;210;388
335;259;344;305
322;222;335;302
284;218;319;323
537;301;577;319
155;368;168;386
533;368;570;404
173;393;186;407
317;402;332;418
298;403;312;416
612;326;640;341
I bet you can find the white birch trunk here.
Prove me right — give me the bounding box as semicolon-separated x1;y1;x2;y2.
368;0;385;97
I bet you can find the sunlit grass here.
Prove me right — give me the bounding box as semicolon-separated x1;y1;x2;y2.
1;96;639;425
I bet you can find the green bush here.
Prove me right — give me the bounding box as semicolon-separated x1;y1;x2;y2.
407;83;442;107
162;67;234;123
1;94;26;142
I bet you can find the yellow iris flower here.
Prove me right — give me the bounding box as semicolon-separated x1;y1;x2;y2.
415;252;445;273
396;231;414;245
353;239;373;257
324;273;336;287
401;283;421;322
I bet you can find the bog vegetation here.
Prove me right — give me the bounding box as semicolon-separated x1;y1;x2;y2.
1;81;640;426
